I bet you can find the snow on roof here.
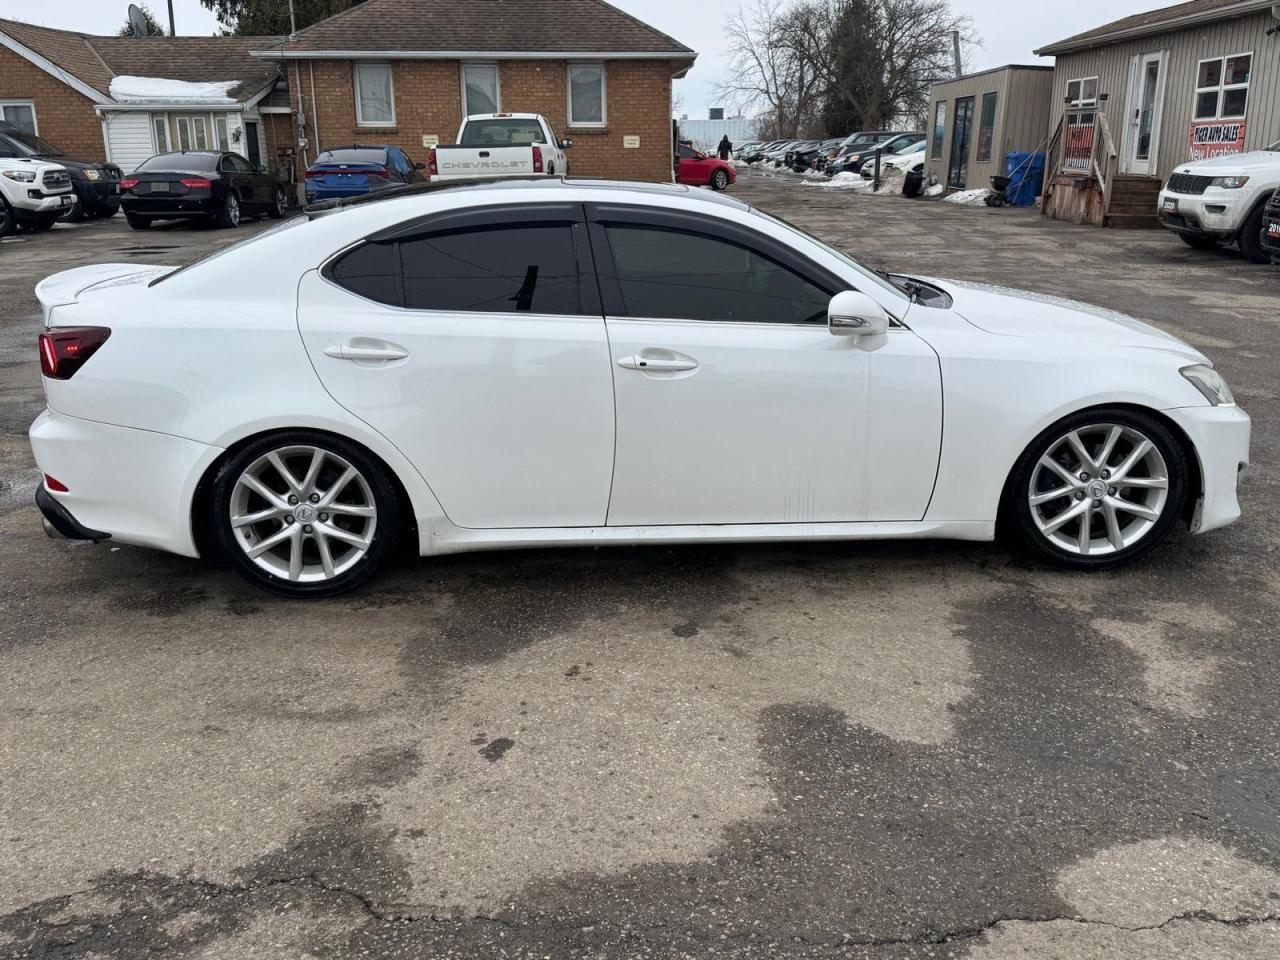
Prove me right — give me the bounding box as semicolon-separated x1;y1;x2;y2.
108;76;240;104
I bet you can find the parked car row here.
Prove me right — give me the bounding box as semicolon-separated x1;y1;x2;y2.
736;131;926;178
0;123;119;236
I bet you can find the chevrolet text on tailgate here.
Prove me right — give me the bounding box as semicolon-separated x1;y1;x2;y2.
428;113;572;181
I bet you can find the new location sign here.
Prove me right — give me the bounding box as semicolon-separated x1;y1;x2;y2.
1188;120;1247;161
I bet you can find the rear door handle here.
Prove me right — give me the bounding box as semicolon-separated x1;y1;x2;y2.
324;343;409;361
616;355;698;372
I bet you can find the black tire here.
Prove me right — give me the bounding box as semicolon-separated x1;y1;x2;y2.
62;196;86;223
711;169;730;191
28;213;59;232
1006;408;1189;571
1237;202;1269;264
211;431;401;598
0;196;12;237
1179;232;1220;250
125;213;151;230
268;186;287;220
216;191;241;229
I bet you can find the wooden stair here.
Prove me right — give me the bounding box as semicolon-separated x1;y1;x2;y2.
1105;175;1162;228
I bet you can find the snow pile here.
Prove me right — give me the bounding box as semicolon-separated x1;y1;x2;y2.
804;171;878;192
924;182;945;197
943;188;993;206
109;76;239;104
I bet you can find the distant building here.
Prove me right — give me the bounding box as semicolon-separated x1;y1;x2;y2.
676;115;759;153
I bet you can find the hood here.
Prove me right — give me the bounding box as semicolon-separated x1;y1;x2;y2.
35;263;172;325
926;278;1208;362
41;157;119;179
0;157;67;175
1172;150;1280;176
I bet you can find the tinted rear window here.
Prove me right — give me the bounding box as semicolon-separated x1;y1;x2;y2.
317;148;388;165
137;152;219;172
459;120;546;147
330;242;400;305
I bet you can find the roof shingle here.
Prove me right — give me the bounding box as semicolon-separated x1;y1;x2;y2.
1036;0;1268;54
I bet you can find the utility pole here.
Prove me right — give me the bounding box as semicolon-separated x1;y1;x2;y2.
166;0;175;36
288;0;298;37
952;31;962;78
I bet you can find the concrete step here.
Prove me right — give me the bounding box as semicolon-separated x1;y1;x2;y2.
1105;212;1162;229
1108;201;1160;215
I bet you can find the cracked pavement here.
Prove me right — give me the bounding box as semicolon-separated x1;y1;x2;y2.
1;172;1278;957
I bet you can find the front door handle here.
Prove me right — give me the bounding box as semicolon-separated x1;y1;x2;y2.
324;343;409;362
616;354;698;372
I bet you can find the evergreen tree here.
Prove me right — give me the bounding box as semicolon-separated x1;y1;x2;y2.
200;0;366;36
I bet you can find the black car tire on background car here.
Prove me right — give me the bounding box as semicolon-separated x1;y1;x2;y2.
0;196;12;237
1006;407;1188;571
211;430;401;598
1179;233;1219;250
1237;202;1269;264
269;186;287;220
30;213;59;232
216;192;241;229
62;196;85;223
711;169;730;191
125;213;151;230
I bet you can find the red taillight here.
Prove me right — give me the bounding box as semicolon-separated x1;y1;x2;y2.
44;474;69;493
38;327;111;380
180;177;212;189
119;178;139;190
428;147;438;177
532;145;543;174
368;168;391;181
305;169;323;179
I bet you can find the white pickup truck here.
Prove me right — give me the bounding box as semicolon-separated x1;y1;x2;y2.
428;113;572;182
0;155;74;236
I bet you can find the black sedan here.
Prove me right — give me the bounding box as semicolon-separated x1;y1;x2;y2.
120;151;287;229
0;123;121;220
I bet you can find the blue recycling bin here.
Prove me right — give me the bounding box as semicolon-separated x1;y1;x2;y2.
1004;151;1045;207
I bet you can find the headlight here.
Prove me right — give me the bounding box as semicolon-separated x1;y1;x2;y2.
1181;364;1235;406
1209;175;1250;189
84;169;101;181
2;170;36;182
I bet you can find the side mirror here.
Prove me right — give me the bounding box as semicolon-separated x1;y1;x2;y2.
414;161;426;170
560;138;574;149
828;291;890;337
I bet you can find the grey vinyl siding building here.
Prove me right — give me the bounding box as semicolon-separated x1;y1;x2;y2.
924;65;1055;191
1036;1;1280;185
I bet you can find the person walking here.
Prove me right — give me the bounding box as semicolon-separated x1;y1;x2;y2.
717;134;733;161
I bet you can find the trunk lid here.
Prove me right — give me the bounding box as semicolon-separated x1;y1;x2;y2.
35;264;171;326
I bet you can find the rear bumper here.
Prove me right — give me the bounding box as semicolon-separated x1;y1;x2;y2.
29;408;220;557
121;196;215;218
1164;403;1251;534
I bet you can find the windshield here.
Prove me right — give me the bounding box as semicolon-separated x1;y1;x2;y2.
0;128;64;158
751;208;908;303
460;119;546;146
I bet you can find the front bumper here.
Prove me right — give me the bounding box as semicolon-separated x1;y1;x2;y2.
1164;403;1251;534
29;408;220;557
72;179;121;213
13;190;74;215
1261;202;1280;255
1157;188;1245;238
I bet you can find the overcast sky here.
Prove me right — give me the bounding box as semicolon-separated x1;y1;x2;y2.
1;0;1155;113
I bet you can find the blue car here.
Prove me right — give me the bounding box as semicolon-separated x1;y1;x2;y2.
304;145;425;204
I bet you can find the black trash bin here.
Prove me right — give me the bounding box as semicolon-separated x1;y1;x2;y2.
903;169;924;197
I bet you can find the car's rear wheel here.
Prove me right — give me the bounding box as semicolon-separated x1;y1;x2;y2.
269;186;287;219
212;432;400;598
1008;409;1188;570
1179;232;1219;250
217;192;241;228
711;169;730;191
125;213;151;230
1237;202;1269;264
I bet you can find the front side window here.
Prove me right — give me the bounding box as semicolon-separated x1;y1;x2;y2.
976;92;997;162
0;101;37;134
355;63;395;126
568;63;606;126
931;101;946;159
462;62;500;115
1195;54;1251;120
605;224;830;324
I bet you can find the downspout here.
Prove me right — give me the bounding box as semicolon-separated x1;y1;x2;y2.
292;60;307;200
309;61;320;162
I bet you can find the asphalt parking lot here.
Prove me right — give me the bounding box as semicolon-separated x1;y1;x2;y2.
1;174;1278;959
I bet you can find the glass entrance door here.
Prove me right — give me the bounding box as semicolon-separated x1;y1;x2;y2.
948;97;975;189
1124;52;1165;175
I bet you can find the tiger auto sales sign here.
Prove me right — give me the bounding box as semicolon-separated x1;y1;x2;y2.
1188;120;1247;161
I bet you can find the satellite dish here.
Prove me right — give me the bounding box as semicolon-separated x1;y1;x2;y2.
127;3;149;37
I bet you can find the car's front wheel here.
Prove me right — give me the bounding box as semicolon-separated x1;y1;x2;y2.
1237;202;1269;264
1179;232;1220;250
212;432;401;598
0;196;12;237
711;169;730;191
1008;409;1188;569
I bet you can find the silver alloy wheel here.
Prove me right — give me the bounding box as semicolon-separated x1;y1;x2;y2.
713;169;729;190
275;188;286;216
227;193;240;226
229;445;377;583
1028;423;1170;557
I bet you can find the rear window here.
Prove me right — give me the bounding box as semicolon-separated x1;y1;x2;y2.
317;148;388;165
459;119;546;147
137;152;219;172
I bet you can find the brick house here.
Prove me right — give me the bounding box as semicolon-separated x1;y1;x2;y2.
0;18;290;173
249;0;697;184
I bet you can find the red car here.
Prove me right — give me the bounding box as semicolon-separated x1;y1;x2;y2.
676;144;736;191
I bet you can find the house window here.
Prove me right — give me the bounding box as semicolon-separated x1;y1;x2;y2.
152;115;170;152
931;101;946;159
1195;54;1251;120
1065;76;1099;108
174;115;210;151
568;63;606;126
355;62;395;126
462;62;500;115
0;101;37;134
976;92;997;162
215;116;230;151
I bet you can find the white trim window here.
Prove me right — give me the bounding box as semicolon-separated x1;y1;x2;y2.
1065;76;1099;108
355;62;396;126
152;115;170;152
462;62;500;116
567;62;606;127
215;116;231;151
1195;54;1251;120
0;100;37;134
174;115;210;151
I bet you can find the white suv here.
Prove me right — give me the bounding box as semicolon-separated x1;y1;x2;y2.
1157;141;1280;263
0;155;75;236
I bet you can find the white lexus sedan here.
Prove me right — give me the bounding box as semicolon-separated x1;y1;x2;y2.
29;179;1249;597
